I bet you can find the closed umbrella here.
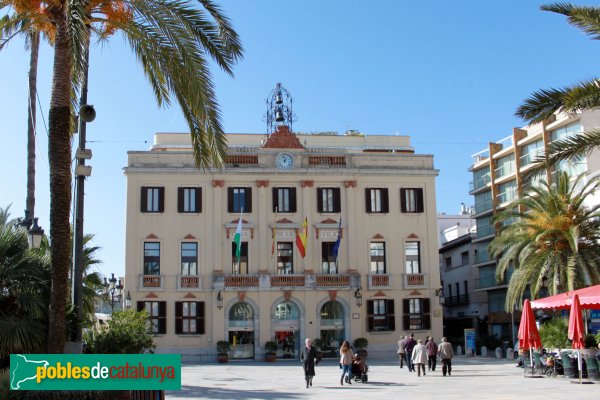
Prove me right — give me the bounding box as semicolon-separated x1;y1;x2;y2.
568;294;584;383
518;299;543;376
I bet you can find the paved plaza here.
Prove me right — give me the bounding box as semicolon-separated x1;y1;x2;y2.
167;356;598;400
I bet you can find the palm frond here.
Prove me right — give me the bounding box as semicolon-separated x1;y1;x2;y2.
542;3;600;40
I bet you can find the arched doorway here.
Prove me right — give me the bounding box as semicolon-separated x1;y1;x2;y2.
271;301;300;359
228;302;255;359
319;300;345;358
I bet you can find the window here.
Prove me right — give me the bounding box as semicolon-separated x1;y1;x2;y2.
273;187;297;213
495;154;516;178
276;242;294;274
231;242;248;274
228;187;252;213
181;242;198;275
402;298;431;330
474;190;492;214
175;301;205;334
317;188;341;213
445;257;452;268
461;251;469;265
497;180;517;204
365;188;389;213
488;290;507;313
370;242;386;273
464;280;468;295
178;187;201;213
321;242;337;274
405;241;420;273
367;299;395;332
144;242;160;275
137;301;166;334
472;166;491;190
141;187;164;212
520;140;544;167
400;188;423;213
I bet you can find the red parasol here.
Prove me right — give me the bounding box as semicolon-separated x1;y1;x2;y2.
568;294;585;383
518;299;542;376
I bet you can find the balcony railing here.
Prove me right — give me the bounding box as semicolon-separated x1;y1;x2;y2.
139;275;163;291
224;274;260;288
475;275;501;289
271;274;306;287
316;274;350;288
211;272;358;290
469;174;492;192
474;197;493;214
443;293;470;306
177;275;202;291
403;273;426;289
367;274;392;289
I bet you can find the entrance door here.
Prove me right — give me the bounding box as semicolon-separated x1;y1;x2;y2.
320;300;345;358
229;331;254;359
271;301;300;359
228;302;255;359
274;330;299;359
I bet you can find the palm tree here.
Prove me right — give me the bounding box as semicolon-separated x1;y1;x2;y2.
489;172;600;311
1;0;242;353
0;216;51;365
515;3;600;170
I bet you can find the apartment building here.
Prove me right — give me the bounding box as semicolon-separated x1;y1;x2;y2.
469;110;600;339
123;125;442;361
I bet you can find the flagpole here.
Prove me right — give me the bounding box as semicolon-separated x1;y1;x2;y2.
236;208;243;274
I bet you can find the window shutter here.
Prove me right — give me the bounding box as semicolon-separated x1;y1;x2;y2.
416;188;424;213
382;189;389;213
177;188;184;213
403;299;410;330
137;301;145;312
423;298;431;330
245;188;252;213
317;189;324;213
365;189;372;213
175;302;183;334
227;188;234;212
197;301;205;334
196;187;202;213
158;187;165;213
387;299;395;331
272;188;279;212
290;188;297;213
333;188;341;212
367;300;374;331
423;298;430;314
158;301;167;334
400;189;407;212
141;187;148;212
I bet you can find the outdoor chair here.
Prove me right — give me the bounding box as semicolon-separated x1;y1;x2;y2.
560;352;578;379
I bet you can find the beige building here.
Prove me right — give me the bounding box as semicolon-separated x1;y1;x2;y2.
124;125;441;361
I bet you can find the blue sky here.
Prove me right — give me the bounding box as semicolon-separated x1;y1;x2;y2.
1;0;599;278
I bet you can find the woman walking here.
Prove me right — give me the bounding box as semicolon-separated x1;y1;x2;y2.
340;340;353;385
300;338;319;388
411;339;428;377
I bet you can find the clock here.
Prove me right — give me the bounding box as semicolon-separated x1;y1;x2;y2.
275;153;294;169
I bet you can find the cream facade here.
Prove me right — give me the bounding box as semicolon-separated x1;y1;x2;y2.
124;126;441;361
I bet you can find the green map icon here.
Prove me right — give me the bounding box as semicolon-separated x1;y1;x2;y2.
10;354;49;390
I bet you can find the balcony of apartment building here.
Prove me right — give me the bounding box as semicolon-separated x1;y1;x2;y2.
474;270;513;291
211;270;362;291
473;217;495;243
138;274;206;291
472;192;493;218
443;293;470;307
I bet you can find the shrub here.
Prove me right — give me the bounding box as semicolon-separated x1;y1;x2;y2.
264;340;278;354
353;338;369;349
539;318;569;350
87;309;155;354
584;334;598;349
217;340;231;354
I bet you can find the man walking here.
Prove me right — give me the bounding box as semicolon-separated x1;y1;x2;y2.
426;336;438;371
404;333;417;372
397;336;406;368
438;337;454;376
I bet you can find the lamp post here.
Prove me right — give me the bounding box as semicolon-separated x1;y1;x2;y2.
354;287;362;307
125;291;132;310
106;273;123;313
216;291;223;310
17;210;45;249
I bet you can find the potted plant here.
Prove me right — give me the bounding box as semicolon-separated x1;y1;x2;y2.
264;340;278;362
216;340;231;363
353;337;369;360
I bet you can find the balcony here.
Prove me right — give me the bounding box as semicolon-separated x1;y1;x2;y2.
211;272;358;290
367;274;392;289
315;274;351;288
270;274;306;288
444;293;470;307
139;275;164;291
469;174;491;192
176;275;202;291
402;273;427;289
475;275;503;289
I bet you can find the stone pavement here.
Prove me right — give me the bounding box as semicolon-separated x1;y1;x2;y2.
166;357;598;400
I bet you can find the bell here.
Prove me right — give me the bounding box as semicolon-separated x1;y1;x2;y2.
275;94;283;104
275;109;284;122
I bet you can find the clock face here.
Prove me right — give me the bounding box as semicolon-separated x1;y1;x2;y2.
276;153;294;169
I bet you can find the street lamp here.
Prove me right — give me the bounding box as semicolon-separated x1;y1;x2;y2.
17;210;44;249
216;291;223;310
436;287;445;305
105;273;123;313
125;291;131;309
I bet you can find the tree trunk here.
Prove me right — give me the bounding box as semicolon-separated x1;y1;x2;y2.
46;4;73;354
26;31;40;217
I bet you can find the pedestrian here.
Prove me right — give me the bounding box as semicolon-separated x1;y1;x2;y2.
411;339;427;377
426;336;438;371
300;338;320;388
397;336;406;368
339;340;353;385
438;337;454;376
404;333;417;372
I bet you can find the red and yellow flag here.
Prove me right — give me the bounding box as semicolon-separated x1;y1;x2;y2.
295;217;308;258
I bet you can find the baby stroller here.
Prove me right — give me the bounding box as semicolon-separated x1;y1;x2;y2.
346;353;369;383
